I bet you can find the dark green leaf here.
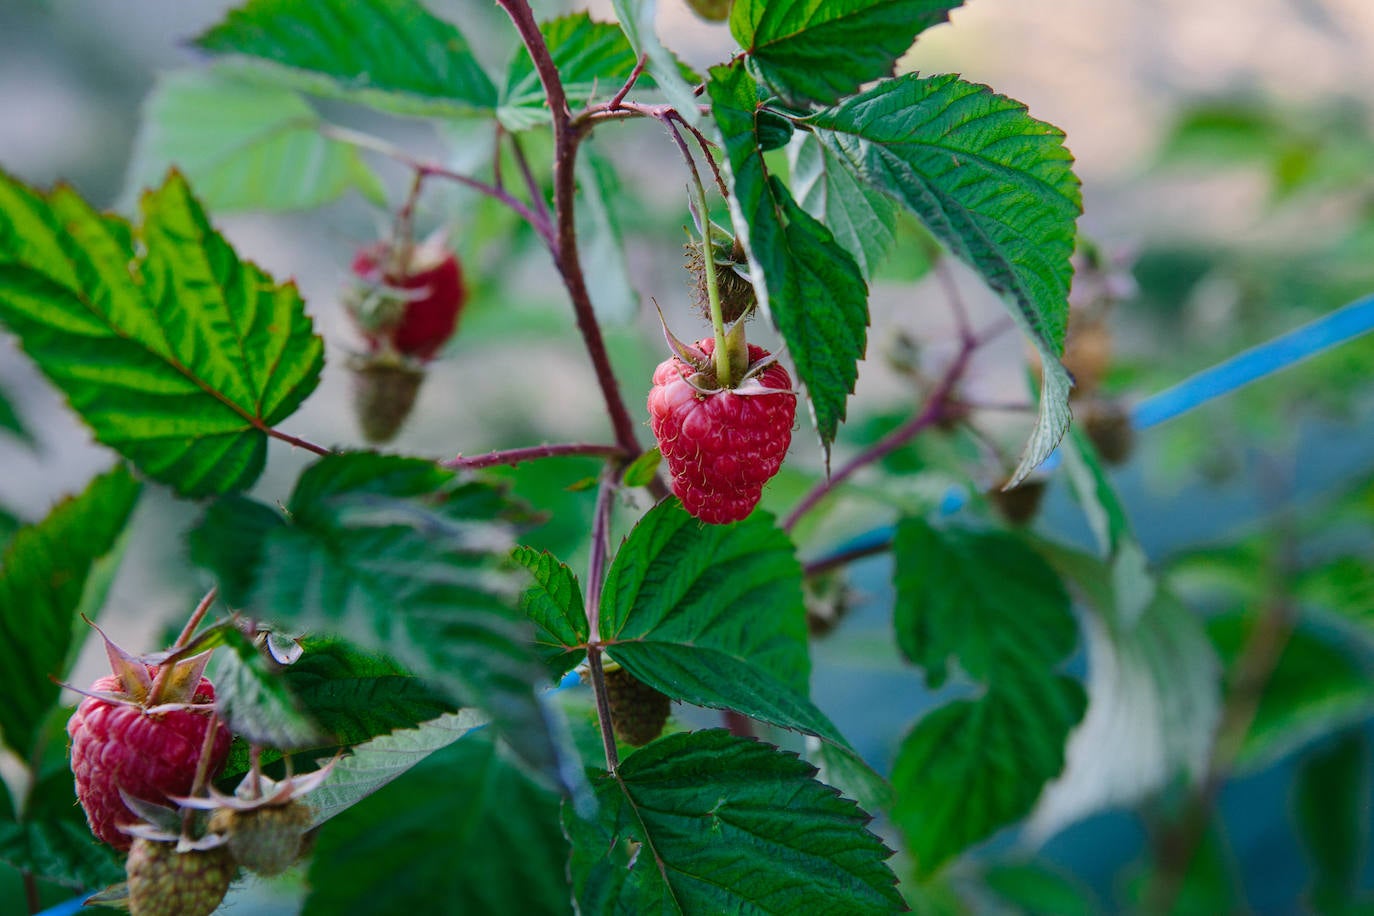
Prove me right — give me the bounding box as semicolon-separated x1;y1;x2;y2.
1294;732;1368;909
982;861;1100;916
892;518;1074;688
566;730;903;914
127;68;384;211
193;452;560;782
0;171;324;497
282;637;456;748
609;0;702;125
0;385;31;445
789;132;896;280
756;109;796;151
598;499;851;746
305;730;570;916
513;546;588;681
207;625;328;750
730;0;962;106
1208;613;1374;770
188;496;285;607
892;677;1086;876
0;466;139;759
0;505;21;551
808;74;1081;482
501;13;640;131
710;63;868;451
194;0;497;116
0;767;123;889
304;711;484;827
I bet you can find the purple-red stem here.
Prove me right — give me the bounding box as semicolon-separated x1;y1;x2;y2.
608;53;648;111
585;470;620;771
802;537;894;578
497;0;643;460
265;425;332;457
783;339;977;532
443;442;626;471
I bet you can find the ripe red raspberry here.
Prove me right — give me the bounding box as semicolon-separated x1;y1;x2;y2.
67;654;231;850
648;338;796;524
348;236;467;361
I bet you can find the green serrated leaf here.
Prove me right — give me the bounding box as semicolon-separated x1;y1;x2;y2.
892;518;1075;688
610;0;703;125
1294;732;1368;909
789;132;896;280
207;625;328;751
710;63;868;451
807;73;1081;482
566;729;903;914
513;546;588;681
282;637;456;749
892;677;1086;876
731;0;961;106
126;68;384;212
500;13;641;131
0;467;139;760
305;730;570;915
0;171;324;497
194;0;497;117
0;766;124;890
304;711;485;828
193;453;561;782
599;499;850;747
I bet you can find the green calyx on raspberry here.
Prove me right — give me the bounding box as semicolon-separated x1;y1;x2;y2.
177;759;337;877
125;836;236;916
66;629;231;850
603;664;672;747
685;229;755;326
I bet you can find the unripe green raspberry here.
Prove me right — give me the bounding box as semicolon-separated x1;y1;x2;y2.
126;837;235;916
604;666;672;747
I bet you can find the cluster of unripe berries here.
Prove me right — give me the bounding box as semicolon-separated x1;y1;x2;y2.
66;635;319;916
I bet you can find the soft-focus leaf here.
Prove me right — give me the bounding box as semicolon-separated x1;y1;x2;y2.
0;766;124;889
789;132;896;280
808;74;1081;482
609;0;702;125
1029;545;1219;841
981;861;1101;916
305;730;570;916
574;142;638;322
500;13;640;131
1293;732;1368;910
0;467;139;759
207;625;327;751
730;0;962;106
194;0;497;116
127;69;384;212
566;730;903;914
1209;613;1374;770
892;518;1075;688
513;546;588;681
0;171;323;496
193;453;560;781
304;711;485;828
710;62;868;451
892;677;1086;876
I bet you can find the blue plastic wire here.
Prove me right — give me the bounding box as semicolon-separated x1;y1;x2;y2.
816;290;1374;560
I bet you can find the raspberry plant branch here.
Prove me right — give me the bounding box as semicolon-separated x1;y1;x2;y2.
802;538;894;578
498;0;645;462
181;717;223;837
507;130;551;231
784;334;978;533
607;52;648;111
442;442;627;471
264;426;332;458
